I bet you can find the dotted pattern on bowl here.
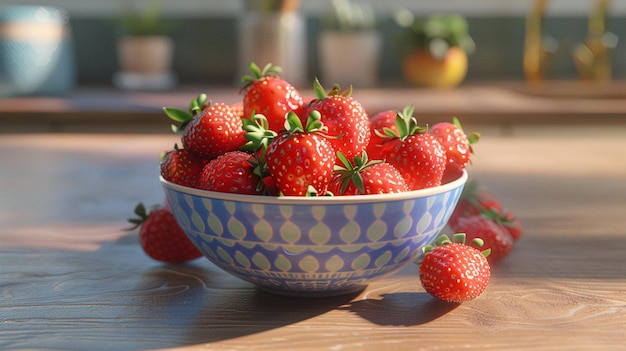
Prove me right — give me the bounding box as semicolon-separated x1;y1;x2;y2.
163;181;465;296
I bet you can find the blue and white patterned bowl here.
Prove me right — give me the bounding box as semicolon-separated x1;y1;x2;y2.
161;170;467;297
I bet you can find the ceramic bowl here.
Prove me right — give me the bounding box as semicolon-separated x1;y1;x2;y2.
161;170;467;297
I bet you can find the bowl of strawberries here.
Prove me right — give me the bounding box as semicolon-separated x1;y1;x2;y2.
159;63;476;297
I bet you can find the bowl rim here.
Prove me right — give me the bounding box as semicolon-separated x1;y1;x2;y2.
160;169;467;205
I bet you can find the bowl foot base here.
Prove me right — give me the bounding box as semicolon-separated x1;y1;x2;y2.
256;285;367;298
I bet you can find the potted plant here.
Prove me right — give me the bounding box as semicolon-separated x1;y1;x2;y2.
113;0;175;90
395;11;475;88
317;0;381;88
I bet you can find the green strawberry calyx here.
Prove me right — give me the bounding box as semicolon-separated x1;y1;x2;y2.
239;113;278;194
304;185;334;197
333;150;382;195
241;113;278;154
127;202;159;231
420;233;491;260
163;93;209;133
480;207;520;232
285;109;327;135
313;77;353;100
241;62;282;85
375;104;428;141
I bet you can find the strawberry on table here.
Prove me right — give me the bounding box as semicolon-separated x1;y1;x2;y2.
419;234;491;303
160;144;204;188
369;105;446;190
450;214;514;265
501;214;523;241
266;110;336;196
128;203;202;263
197;150;263;195
429;117;479;183
329;151;409;195
449;181;523;241
449;181;502;227
304;79;370;161
240;62;304;132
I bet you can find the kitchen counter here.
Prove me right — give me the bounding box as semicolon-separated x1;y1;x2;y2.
2;81;626;134
1;129;625;350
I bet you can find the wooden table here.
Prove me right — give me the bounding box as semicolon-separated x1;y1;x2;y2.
1;130;625;350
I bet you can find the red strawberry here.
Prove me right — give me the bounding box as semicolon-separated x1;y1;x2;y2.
449;182;502;226
294;95;316;119
230;102;245;119
197;150;262;195
160;144;205;188
241;62;304;132
164;94;246;160
449;181;522;241
502;214;523;241
450;214;514;265
370;105;446;190
128;203;202;263
329;151;409;195
183;103;246;160
304;79;370;161
429;117;480;183
365;109;398;157
266;110;336;196
419;234;491;303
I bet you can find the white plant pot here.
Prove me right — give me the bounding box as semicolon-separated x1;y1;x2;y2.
318;31;381;88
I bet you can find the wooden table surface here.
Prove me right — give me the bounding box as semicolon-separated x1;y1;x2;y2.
1;129;625;351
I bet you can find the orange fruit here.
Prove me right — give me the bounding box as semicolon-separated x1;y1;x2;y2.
402;46;468;88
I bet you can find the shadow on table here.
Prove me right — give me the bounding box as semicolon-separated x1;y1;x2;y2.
338;292;458;326
0;234;362;350
131;263;362;348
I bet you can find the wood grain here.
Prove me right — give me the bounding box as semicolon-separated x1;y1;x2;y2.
1;132;625;350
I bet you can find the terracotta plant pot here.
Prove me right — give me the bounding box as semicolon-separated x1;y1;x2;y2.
402;46;468;88
114;35;176;90
116;35;173;74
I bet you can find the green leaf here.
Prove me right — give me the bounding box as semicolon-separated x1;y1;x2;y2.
134;203;147;218
163;107;193;123
241;62;283;84
241;113;277;153
468;131;481;145
471;238;485;248
304;110;325;132
336;150;351;168
313;77;327;100
452;233;467;244
286;111;305;133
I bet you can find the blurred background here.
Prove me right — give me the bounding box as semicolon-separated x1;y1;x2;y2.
1;0;625;94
